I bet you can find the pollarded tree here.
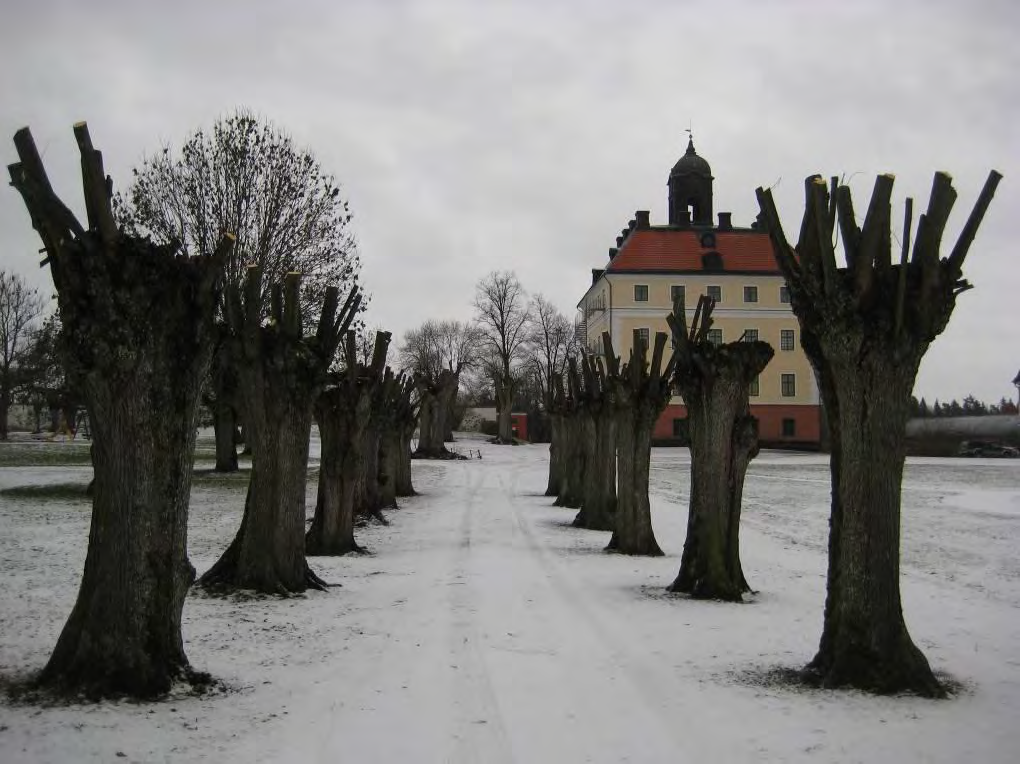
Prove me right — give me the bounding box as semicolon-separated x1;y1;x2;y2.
553;360;587;509
666;296;774;600
0;270;45;440
474;271;529;443
118;109;362;471
379;372;416;505
9;123;232;698
200;269;360;594
604;330;677;556
756;169;1001;696
402;320;479;457
306;330;389;556
572;353;617;531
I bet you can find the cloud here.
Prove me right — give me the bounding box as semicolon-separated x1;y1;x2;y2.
2;0;1017;402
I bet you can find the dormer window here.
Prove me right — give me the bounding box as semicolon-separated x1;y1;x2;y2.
700;232;716;248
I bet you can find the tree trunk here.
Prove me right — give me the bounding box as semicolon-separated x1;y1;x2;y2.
395;422;416;496
494;374;514;444
9;124;229;698
555;413;585;509
574;408;616;531
378;427;398;509
0;391;10;441
434;369;459;446
306;386;371;555
609;411;663;556
414;385;445;457
545;414;563;497
357;426;383;517
212;402;238;473
803;350;942;695
668;386;756;600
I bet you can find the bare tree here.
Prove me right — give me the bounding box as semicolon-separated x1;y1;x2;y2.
199;270;360;594
117;109;362;471
474;271;529;443
0;270;45;439
401;319;479;457
756;169;1001;697
9;123;231;698
525;293;573;446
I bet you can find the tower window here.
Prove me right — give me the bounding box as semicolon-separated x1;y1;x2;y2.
634;284;649;302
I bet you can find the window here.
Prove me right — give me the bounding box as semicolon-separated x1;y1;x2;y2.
672;417;689;441
743;285;759;303
742;329;759;343
782;418;797;437
707;328;723;345
670;284;686;306
781;373;796;397
780;329;795;351
780;285;791;304
749;375;760;397
706;285;722;302
637;327;650;351
634;284;649;302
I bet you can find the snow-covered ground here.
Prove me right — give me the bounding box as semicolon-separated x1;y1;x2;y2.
1;434;1018;763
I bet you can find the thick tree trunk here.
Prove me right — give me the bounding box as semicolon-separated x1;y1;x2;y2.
357;426;383;517
378;427;398;508
545;415;563;497
212;402;238;473
669;387;757;600
306;386;371;556
609;413;663;556
201;388;324;592
414;385;446;457
434;369;459;445
9;124;228;698
574;409;616;531
494;374;514;444
0;391;10;441
555;414;585;509
395;423;416;496
803;352;942;695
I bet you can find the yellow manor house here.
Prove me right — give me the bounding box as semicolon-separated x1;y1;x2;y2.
576;138;821;446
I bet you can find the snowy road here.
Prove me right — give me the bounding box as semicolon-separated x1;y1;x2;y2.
2;435;1019;762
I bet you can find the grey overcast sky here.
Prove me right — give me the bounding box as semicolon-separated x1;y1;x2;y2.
1;0;1017;403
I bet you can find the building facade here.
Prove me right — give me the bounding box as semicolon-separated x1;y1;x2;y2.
577;139;821;447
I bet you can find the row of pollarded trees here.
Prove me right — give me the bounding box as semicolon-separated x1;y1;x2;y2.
548;167;1001;699
9;123;419;700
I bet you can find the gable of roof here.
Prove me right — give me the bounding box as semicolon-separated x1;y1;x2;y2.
605;228;778;274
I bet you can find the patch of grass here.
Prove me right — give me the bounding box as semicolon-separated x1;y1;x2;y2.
0;482;91;501
0;442;94;467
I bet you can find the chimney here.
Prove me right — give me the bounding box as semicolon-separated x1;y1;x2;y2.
718;212;732;231
616;235;624;247
635;210;650;229
678;209;691;229
608;247;618;259
591;268;605;285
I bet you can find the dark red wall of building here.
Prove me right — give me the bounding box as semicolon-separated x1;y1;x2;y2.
653;403;821;447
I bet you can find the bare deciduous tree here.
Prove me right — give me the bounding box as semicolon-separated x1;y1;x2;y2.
117;109;362;471
0;270;45;439
474;271;529;443
756;169;1001;696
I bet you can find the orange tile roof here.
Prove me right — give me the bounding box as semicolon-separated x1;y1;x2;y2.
606;228;779;274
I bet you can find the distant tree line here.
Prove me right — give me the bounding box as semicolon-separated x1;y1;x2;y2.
909;395;1018;418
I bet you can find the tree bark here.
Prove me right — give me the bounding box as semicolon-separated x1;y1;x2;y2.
574;399;616;531
756;170;1002;696
208;342;239;472
200;269;359;594
545;410;563;497
494;373;515;444
395;422;416;496
9;123;229;698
